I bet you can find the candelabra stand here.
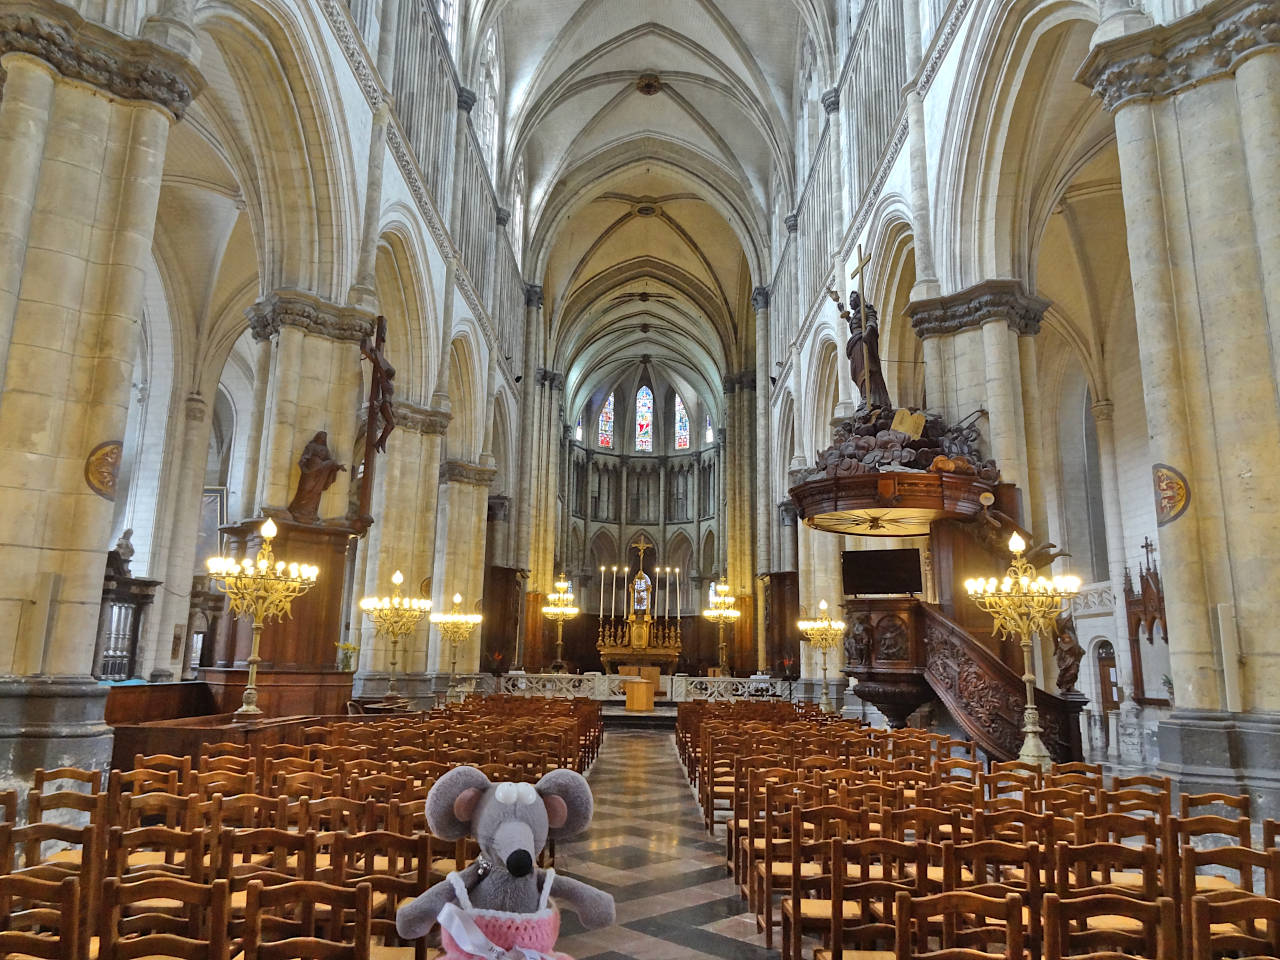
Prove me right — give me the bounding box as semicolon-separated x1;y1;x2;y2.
541;574;579;673
965;533;1081;767
430;593;483;696
798;600;847;713
702;580;740;673
206;518;319;719
359;569;430;697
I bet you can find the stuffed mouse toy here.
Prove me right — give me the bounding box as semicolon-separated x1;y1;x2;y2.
396;766;616;960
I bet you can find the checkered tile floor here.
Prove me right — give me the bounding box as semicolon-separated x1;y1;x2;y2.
553;730;775;960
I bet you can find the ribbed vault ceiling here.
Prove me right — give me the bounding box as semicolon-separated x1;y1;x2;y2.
464;0;835;419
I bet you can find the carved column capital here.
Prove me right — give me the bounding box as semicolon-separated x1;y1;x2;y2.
751;286;771;311
457;86;477;113
496;207;510;228
525;283;544;309
778;500;798;525
536;367;564;390
1091;399;1116;422
487;495;511;522
184;392;208;422
391;400;452;435
784;213;799;234
1077;0;1280;112
906;279;1051;339
246;290;375;344
821;87;841;114
440;459;498;487
0;5;202;118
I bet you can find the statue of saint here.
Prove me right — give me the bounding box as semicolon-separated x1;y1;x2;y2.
287;431;346;523
844;292;892;412
631;569;652;616
1053;612;1085;695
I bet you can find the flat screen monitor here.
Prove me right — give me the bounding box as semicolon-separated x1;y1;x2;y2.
842;548;923;596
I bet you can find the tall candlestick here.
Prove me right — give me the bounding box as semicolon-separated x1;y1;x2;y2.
599;566;605;619
610;565;617;620
664;567;670;619
675;568;681;618
624;567;630;613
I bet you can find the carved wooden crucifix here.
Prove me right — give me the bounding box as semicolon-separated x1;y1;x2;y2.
357;315;396;522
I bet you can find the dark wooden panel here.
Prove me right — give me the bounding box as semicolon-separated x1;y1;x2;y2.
104;681;217;726
110;714;313;770
480;565;521;673
198;668;353;718
763;573;801;677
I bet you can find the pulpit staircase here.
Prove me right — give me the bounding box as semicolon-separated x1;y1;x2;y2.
847;599;1085;763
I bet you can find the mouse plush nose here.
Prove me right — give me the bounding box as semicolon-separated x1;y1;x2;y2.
506;849;533;877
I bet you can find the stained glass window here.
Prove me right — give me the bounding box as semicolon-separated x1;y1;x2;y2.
575;415;583;442
674;395;690;449
635;386;653;451
705;415;714;444
598;395;614;449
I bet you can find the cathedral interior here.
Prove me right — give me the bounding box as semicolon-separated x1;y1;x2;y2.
0;0;1278;956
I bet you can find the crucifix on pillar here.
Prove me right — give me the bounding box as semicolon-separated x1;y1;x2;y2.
1141;536;1157;570
358;316;397;521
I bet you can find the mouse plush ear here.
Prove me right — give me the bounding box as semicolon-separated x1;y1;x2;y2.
535;769;594;840
427;766;492;840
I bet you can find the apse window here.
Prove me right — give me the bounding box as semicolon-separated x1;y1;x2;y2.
635;386;653;452
598;394;614;449
575;415;583;442
705;414;714;444
674;395;690;450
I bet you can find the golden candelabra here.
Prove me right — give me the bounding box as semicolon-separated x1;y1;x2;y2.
430;593;483;692
541;574;580;672
206;518;319;719
965;532;1081;768
359;569;430;697
798;599;847;713
702;580;741;672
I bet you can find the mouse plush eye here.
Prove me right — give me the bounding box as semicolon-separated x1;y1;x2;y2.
516;783;538;806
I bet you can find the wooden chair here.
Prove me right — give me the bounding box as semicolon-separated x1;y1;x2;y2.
242;879;372;960
1190;892;1280;959
805;836;921;960
1042;892;1176;960
894;889;1026;960
218;828;319;916
105;825;209;883
331;832;432;960
188;769;258;799
132;754;193;788
99;876;230;960
1177;845;1280;941
943;839;1042;949
116;791;195;831
34;766;103;794
0;873;81;960
753;780;831;946
1180;792;1250;818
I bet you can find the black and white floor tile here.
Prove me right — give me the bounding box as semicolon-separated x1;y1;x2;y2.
553;730;775;960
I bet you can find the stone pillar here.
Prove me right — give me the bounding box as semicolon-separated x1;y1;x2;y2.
899;0;940;300
140;393;212;682
429;460;496;676
907;280;1049;513
1080;0;1280;805
349;102;391;309
248;292;371;520
0;4;199;787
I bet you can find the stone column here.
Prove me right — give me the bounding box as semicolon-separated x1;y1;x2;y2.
907;280;1048;513
753;287;774;575
140;393;212;682
1080;0;1280;803
899;0;940;300
429;460;496;677
348;102;391;309
247;292;371;520
0;4;199;787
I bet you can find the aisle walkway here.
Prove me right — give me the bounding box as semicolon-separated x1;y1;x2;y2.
554;730;774;960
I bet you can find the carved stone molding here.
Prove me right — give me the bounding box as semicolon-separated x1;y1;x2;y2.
751;286;771;311
1078;0;1280;112
440;459;498;487
0;5;202;118
246;290;375;344
391;400;451;436
457;87;477;113
907;279;1051;339
314;0;383;108
784;213;799;234
184;393;208;423
535;367;564;390
525;284;544;309
919;0;976;94
496;207;510;228
487;495;511;522
821;87;841;114
778;500;798;525
723;370;757;393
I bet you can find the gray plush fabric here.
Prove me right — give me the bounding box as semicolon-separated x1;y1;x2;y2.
396;766;616;944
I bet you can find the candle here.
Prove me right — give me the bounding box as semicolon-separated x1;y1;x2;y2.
665;567;670;619
599;566;605;619
675;568;681;618
610;566;617;620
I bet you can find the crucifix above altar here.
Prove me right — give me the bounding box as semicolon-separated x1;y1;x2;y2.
598;535;682;672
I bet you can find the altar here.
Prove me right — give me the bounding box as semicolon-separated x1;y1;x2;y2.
597;538;682;673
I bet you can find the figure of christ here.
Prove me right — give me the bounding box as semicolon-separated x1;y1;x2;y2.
845;292;893;412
